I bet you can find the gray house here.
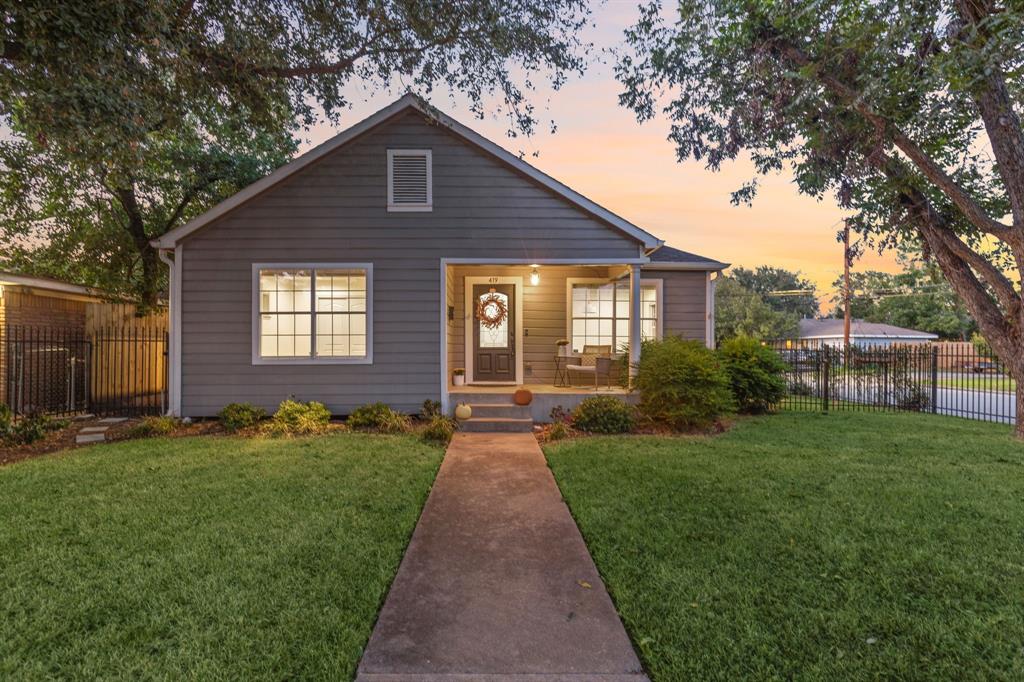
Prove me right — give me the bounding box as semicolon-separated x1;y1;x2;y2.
153;95;727;420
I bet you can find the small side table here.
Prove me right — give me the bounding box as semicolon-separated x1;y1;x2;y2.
553;353;571;387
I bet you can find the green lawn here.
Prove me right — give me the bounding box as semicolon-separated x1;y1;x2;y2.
545;412;1024;681
932;376;1016;392
0;433;443;680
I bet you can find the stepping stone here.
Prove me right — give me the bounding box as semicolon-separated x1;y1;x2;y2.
75;433;106;444
79;426;109;434
98;417;128;424
73;414;96;421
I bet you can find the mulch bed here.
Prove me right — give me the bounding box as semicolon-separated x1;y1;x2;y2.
0;417;225;467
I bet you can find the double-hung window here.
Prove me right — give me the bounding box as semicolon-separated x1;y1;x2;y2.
253;264;373;364
567;279;662;354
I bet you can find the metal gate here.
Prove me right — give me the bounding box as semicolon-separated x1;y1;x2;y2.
1;325;168;418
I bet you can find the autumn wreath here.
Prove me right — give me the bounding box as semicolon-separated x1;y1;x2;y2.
475;289;508;329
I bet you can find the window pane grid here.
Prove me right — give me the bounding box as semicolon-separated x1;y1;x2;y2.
258;267;368;360
570;282;659;353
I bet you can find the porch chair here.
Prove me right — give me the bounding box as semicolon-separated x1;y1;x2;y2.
565;345;614;390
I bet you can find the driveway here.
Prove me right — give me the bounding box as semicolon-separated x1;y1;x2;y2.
356;432;647;681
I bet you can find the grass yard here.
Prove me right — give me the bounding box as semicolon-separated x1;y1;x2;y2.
545;412;1024;681
932;375;1016;392
0;433;443;680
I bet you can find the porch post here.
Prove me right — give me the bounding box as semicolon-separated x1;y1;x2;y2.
629;263;641;385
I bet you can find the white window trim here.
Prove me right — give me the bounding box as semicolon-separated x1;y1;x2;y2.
565;277;663;352
251;262;374;365
387;149;432;212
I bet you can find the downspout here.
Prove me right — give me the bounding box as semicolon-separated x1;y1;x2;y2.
158;248;179;416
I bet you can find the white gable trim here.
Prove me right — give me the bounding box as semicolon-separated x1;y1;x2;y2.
151;94;663;250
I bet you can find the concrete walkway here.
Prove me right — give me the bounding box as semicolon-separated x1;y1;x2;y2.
356;432;647;682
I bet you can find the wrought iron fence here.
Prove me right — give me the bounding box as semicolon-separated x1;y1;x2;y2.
1;325;168;418
770;340;1016;425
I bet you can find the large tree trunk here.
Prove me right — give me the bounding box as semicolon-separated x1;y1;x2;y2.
138;242;162;312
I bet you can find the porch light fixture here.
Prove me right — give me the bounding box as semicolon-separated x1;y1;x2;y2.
530;267;540;286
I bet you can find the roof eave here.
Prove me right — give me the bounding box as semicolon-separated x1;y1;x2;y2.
642;261;730;271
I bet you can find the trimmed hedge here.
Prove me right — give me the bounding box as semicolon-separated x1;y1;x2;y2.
717;336;788;413
572;396;635;434
634;336;734;430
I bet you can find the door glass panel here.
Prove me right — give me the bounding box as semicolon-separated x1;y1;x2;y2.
478;291;509;348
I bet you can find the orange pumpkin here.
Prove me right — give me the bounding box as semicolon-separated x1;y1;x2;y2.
513;388;533;406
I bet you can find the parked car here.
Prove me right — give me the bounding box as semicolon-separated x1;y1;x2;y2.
963;360;999;373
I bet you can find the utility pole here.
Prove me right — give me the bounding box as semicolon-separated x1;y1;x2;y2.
843;220;852;348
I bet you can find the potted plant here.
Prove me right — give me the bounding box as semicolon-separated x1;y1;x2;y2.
453;368;466;386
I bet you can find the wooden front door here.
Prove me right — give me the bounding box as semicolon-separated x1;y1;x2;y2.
472;283;516;382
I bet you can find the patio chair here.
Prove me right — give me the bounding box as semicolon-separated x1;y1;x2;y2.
565;345;614;390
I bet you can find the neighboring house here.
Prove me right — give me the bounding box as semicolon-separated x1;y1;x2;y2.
0;272;168;416
798;318;939;348
152;95;728;418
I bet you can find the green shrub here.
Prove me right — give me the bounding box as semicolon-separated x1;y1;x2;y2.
348;402;411;433
218;402;267;431
271;399;332;435
421;399;442;419
126;415;178;438
421;415;457;444
2;413;61;445
571;395;635;434
717;336;788;414
545;420;571;442
634;336;734;430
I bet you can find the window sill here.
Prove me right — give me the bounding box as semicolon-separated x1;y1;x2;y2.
387;204;433;212
252;356;373;366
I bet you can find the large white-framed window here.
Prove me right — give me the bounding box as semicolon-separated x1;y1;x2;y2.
387;149;432;212
566;278;662;354
252;263;373;365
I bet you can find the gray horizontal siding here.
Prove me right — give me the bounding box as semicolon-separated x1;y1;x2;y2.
645;269;709;340
179;110;643;416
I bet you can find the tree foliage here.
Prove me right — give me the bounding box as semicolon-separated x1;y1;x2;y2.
829;261;977;339
731;265;818;318
618;0;1024;434
1;0;590;305
715;277;799;344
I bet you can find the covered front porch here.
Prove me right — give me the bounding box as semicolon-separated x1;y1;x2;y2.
440;258;650;416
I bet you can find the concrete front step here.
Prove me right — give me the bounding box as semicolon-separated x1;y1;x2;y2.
459;417;534;433
466;403;531;419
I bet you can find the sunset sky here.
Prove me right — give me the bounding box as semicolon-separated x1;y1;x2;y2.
307;2;902;307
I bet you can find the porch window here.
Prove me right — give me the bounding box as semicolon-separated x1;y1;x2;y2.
568;280;661;354
254;264;372;364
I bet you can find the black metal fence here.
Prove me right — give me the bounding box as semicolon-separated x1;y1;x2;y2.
1;325;168;419
771;340;1016;425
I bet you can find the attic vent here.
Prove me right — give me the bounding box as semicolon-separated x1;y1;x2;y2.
387;149;432;212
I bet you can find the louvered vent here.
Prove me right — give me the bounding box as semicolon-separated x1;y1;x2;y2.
387;150;432;211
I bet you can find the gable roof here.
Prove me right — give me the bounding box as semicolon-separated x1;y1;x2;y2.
798;318;939;340
644;245;729;271
0;271;103;298
152;94;663;250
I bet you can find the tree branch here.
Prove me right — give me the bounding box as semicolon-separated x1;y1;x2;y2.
871;150;1021;315
954;0;1024;226
779;42;1015;240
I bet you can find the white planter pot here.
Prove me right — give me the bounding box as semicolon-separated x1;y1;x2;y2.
453;375;465;386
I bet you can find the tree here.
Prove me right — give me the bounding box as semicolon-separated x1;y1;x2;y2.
828;262;977;339
1;0;590;307
731;265;818;318
715;277;799;344
618;1;1024;436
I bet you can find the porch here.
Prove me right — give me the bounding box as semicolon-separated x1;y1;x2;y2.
449;384;636;426
441;259;649;419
